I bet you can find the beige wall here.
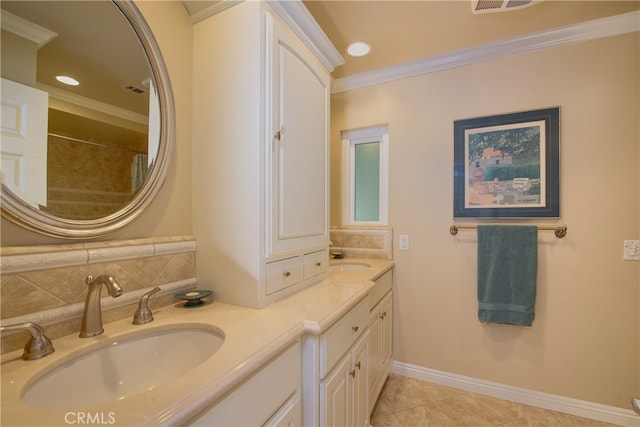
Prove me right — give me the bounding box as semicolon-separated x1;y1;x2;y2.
0;1;193;246
330;33;639;409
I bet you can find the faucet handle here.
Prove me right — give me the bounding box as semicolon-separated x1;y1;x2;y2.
0;322;55;360
132;287;161;325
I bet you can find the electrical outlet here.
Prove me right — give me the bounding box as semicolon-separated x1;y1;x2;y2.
399;234;410;251
623;240;640;261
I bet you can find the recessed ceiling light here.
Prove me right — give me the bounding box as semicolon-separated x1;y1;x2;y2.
56;75;79;86
346;41;372;57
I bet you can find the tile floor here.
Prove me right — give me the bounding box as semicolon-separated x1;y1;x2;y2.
370;374;619;427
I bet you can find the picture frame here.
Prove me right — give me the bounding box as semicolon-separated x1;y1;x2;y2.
453;107;560;218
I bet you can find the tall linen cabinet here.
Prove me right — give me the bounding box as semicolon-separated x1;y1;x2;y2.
192;1;343;308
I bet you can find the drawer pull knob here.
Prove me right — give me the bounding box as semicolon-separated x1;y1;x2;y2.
315;262;322;267
352;325;359;332
355;361;361;370
283;271;291;278
349;369;356;378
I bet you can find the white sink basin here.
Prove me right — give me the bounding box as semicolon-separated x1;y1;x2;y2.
329;261;372;272
22;326;224;409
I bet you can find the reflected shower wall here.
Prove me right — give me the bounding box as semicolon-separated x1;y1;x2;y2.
45;109;148;219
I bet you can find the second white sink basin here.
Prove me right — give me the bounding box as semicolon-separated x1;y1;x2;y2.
329;261;372;272
22;326;224;409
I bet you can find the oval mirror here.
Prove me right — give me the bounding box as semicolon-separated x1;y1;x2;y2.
0;0;174;238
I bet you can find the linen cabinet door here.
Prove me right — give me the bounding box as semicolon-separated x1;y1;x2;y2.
267;11;329;258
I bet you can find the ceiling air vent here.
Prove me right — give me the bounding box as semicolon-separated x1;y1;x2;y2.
471;0;538;14
125;85;145;94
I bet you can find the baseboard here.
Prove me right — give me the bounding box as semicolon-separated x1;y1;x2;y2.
392;361;639;427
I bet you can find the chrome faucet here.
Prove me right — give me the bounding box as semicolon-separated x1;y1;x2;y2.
0;322;55;360
132;287;161;325
79;275;123;338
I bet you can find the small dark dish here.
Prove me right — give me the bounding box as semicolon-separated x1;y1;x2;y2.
175;290;213;307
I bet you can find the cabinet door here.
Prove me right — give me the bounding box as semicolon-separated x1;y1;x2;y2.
352;334;369;427
264;392;301;427
367;308;381;406
368;290;393;412
320;354;351;427
380;292;393;372
267;12;329;257
188;342;300;426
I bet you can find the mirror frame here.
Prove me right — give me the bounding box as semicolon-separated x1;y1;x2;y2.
1;0;175;239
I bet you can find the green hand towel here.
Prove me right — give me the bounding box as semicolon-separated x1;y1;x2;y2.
477;225;538;326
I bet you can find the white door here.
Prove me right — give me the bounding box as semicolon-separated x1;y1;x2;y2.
1;78;48;207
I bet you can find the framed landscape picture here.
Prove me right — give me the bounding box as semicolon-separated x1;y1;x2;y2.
453;107;560;218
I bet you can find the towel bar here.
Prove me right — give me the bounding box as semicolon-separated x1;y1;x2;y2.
449;224;567;239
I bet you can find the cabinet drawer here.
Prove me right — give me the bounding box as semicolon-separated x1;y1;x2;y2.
303;249;328;280
266;257;302;295
319;298;369;378
189;342;300;426
368;270;392;310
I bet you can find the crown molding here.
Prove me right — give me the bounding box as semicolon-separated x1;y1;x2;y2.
1;10;57;48
267;0;345;72
185;0;344;72
332;11;640;94
38;82;148;125
186;0;242;24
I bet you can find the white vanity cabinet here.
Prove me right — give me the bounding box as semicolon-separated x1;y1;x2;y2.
368;270;393;411
303;297;370;426
192;1;342;308
187;342;301;426
320;332;369;427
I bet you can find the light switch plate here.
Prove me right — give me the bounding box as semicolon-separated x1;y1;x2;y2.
623;240;640;261
399;234;410;251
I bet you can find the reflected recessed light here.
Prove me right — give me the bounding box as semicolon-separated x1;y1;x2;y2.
347;41;371;57
56;75;79;86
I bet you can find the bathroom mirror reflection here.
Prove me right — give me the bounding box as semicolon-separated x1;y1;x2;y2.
0;0;174;238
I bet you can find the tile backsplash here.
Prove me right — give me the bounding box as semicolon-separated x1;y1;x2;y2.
330;226;393;259
1;235;196;354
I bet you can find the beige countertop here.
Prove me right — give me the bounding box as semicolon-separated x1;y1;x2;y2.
1;258;393;426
